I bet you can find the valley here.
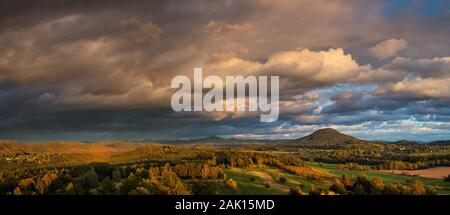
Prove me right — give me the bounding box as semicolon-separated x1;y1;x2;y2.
1;128;449;195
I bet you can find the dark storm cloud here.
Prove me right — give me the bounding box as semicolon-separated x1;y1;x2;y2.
0;0;449;140
0;0;255;31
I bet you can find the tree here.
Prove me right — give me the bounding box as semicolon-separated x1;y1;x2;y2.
410;180;425;195
381;184;401;195
171;181;191;195
13;187;22;195
425;186;438;195
48;174;72;194
341;174;353;190
148;167;160;179
278;176;287;184
82;171;99;189
329;179;346;194
0;177;19;195
191;179;217;195
65;183;75;194
308;185;321;195
112;169;122;183
353;184;366;195
353;174;371;194
444;174;450;182
99;177;116;194
371;177;384;194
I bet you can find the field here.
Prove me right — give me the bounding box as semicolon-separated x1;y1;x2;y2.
379;167;450;179
310;162;450;195
214;164;450;195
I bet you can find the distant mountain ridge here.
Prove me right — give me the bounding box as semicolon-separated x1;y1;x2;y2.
156;135;289;145
1;128;449;154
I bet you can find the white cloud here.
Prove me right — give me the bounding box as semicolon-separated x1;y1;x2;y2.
368;38;408;59
204;48;370;93
373;78;450;99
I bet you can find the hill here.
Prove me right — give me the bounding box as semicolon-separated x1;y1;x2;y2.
0;140;28;154
110;144;176;162
290;128;367;146
428;140;450;146
0;140;142;155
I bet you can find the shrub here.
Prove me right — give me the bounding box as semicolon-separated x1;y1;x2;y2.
289;186;305;195
329;179;346;194
410;180;425;195
225;178;238;191
425;186;438;195
444;174;450;182
128;187;150;195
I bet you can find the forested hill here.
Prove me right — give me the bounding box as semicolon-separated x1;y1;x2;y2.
289;128;368;146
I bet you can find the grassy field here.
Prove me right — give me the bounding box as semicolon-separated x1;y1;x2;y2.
216;163;450;195
262;167;329;191
217;168;286;195
307;162;450;195
218;166;331;195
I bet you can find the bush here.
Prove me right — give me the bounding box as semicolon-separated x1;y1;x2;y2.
191;180;217;195
225;178;238;191
289;186;305;195
444;174;450;182
129;187;150;195
425;186;438;195
410;180;425;195
329;179;346;194
119;174;139;194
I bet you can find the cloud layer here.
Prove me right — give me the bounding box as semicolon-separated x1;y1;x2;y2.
0;0;449;141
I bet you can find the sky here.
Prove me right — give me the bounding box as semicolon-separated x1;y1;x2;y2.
0;0;449;142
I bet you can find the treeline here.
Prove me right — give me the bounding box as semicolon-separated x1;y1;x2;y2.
289;174;437;195
0;160;225;195
216;151;304;168
376;160;447;170
328;174;437;195
308;144;450;170
339;163;371;171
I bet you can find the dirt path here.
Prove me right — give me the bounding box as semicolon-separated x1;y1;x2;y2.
379;167;450;179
